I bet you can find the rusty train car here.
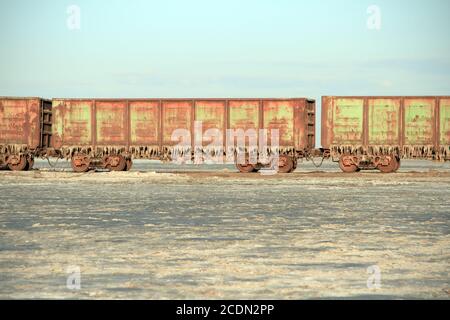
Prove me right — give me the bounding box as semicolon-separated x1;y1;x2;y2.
0;97;52;170
1;95;449;173
50;98;316;172
322;96;450;172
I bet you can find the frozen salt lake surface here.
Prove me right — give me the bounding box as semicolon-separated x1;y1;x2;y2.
0;159;449;299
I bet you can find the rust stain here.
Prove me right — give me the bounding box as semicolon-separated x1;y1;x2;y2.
439;98;450;146
0;98;41;149
368;98;401;145
129;100;159;145
52;99;93;147
195;100;226;147
162;100;193;146
95;101;127;145
331;98;364;145
228;100;259;149
263;100;295;147
404;98;435;145
48;98;316;162
322;96;450;161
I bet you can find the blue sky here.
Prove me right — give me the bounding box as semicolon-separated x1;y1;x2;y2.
1;0;449;144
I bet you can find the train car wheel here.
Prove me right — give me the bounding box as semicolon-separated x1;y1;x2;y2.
235;154;257;173
339;155;358;173
236;163;256;173
71;154;90;173
378;155;398;173
278;155;294;173
107;155;127;171
7;155;28;171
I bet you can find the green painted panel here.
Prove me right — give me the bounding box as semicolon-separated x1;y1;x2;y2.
162;101;192;144
130;101;159;145
195;101;225;147
96;101;126;144
229;101;259;131
440;99;450;145
53;100;92;146
368;99;400;145
332;98;364;144
195;101;225;131
263;101;294;145
404;99;434;145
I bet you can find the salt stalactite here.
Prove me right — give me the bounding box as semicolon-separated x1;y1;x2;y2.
0;144;29;155
200;146;225;159
53;144;449;162
168;146;192;162
330;144;441;159
367;146;400;157
437;146;450;160
330;145;364;157
95;146;127;157
402;145;436;159
59;146;133;159
60;146;93;159
129;146;160;159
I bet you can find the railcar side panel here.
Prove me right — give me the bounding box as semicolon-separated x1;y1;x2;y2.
129;101;160;146
404;98;435;146
0;98;41;149
52;100;92;148
263;100;295;147
368;98;401;145
95;101;127;146
228;100;259;131
439;98;450;146
162;100;193;146
195;100;226;147
331;98;364;145
228;100;259;147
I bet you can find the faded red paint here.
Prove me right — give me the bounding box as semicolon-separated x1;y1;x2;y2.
368;98;401;145
95;101;127;145
129;100;160;146
0;97;42;149
228;101;259;127
161;100;193;146
195;100;226;147
263;100;295;147
52;100;93;148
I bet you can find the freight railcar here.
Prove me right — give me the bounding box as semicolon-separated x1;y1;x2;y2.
322;96;450;172
3;95;449;174
0;97;52;170
51;98;316;172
